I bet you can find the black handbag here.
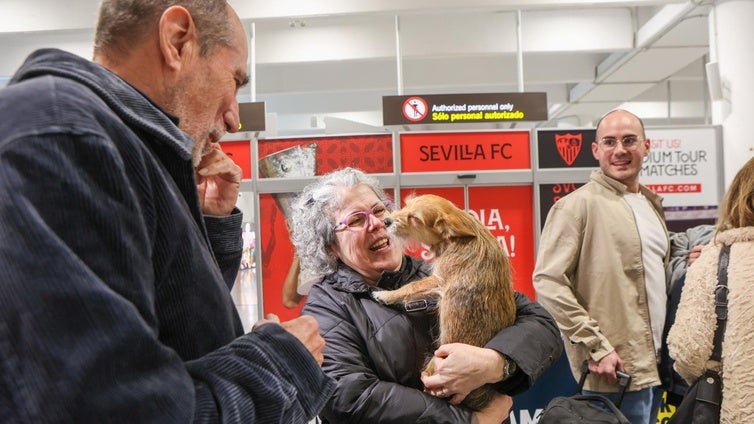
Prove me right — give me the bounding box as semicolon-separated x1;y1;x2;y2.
537;361;632;424
668;244;730;424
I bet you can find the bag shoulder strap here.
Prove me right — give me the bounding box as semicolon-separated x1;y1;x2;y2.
710;244;730;362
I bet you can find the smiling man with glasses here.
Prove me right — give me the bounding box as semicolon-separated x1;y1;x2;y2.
534;109;670;424
593;111;650;193
598;135;643;151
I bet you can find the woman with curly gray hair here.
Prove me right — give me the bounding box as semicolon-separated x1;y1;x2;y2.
290;168;393;277
289;167;562;424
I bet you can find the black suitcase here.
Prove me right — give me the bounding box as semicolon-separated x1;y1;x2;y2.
537;361;632;424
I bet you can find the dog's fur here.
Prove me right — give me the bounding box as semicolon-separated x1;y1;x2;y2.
373;194;516;411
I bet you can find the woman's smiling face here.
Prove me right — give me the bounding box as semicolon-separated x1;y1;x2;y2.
328;184;403;285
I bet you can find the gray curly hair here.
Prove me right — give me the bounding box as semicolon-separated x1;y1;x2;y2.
290;168;390;275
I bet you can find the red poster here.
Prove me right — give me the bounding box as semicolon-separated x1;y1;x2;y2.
219;140;252;179
399;186;535;300
258;134;393;178
400;131;531;172
259;192;302;321
469;186;535;300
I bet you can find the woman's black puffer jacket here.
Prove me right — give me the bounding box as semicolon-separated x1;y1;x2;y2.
302;255;562;423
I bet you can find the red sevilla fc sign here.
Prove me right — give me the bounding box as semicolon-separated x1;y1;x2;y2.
400;131;531;172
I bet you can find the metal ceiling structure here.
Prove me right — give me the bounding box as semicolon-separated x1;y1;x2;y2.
0;0;714;136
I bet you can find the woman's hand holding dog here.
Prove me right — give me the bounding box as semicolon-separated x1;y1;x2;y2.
422;343;507;405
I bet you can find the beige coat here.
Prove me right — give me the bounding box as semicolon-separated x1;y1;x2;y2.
668;227;754;423
534;170;669;392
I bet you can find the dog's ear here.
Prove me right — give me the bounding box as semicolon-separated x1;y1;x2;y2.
439;211;476;239
447;226;476;238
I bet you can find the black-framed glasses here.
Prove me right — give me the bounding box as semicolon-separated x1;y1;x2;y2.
598;135;643;151
332;200;393;232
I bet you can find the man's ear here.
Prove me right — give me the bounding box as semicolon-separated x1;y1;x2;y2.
592;141;599;160
159;6;198;71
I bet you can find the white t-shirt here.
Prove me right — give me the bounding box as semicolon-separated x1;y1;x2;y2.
624;192;668;356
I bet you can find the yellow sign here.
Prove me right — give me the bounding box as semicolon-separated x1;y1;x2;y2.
657;391;676;423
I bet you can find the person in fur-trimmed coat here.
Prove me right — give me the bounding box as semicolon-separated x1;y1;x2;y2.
668;156;754;423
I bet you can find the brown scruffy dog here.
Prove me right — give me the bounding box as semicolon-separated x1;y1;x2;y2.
372;194;516;411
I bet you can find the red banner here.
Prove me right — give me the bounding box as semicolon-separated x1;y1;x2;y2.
259;192;302;321
400;131;531;172
400;186;535;300
469;186;535;300
258;134;393;177
219;141;252;179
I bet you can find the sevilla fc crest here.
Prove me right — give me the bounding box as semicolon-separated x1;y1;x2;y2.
555;133;582;166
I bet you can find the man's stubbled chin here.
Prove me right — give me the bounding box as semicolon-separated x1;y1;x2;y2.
193;137;221;167
192;126;225;166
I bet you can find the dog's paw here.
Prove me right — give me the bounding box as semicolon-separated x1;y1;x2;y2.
369;290;389;304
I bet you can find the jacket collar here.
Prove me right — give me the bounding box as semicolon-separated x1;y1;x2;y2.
590;169;664;208
10;48;193;161
716;227;754;245
591;169;631;193
327;255;429;294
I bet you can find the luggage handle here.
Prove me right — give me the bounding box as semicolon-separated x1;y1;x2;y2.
571;394;629;420
577;360;633;408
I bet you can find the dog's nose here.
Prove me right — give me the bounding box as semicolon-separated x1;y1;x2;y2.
383;217;393;227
